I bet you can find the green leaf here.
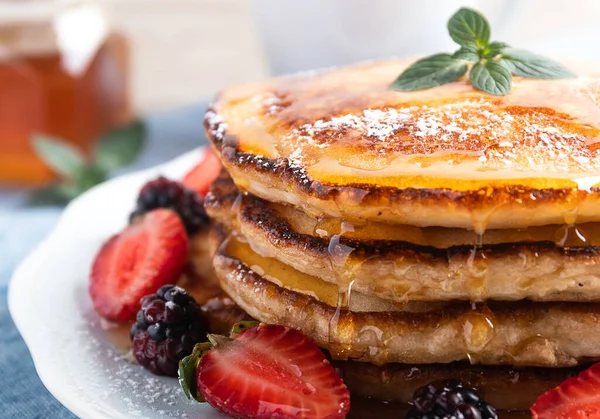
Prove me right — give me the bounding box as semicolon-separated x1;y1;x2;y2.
27;184;70;207
32;134;86;178
230;321;259;337
469;60;512;95
452;45;480;62
60;165;108;199
94;120;146;171
447;7;491;48
178;342;213;403
501;48;576;79
390;54;468;92
483;41;510;58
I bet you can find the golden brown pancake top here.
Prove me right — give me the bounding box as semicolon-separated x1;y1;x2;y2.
211;59;600;183
207;59;600;229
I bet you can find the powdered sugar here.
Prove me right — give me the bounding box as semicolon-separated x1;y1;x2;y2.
204;110;227;143
75;316;202;418
278;99;600;172
261;93;284;115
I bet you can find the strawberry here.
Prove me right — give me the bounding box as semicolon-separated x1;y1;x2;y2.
182;149;222;197
531;363;600;419
89;209;188;322
179;323;350;419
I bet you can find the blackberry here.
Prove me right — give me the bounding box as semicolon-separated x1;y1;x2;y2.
131;285;209;376
130;176;208;234
406;380;498;419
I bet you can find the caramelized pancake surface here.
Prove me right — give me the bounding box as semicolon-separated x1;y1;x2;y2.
210;225;600;367
206;173;600;302
187;267;576;412
206;59;600;229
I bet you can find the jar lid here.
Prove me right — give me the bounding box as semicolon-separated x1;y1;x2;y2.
0;0;108;75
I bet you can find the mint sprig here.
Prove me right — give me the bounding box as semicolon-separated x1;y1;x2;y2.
389;54;468;91
390;7;576;96
29;120;146;206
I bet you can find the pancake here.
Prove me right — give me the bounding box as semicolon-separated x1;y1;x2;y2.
206;58;600;230
195;278;576;413
209;225;600;367
206;172;600;302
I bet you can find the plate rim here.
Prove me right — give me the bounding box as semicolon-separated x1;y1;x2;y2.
8;148;206;418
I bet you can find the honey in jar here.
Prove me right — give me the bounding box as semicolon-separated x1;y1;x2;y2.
0;0;130;184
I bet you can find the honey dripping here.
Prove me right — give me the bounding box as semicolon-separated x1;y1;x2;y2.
465;220;489;303
231;192;243;216
312;215;329;239
327;221;356;360
554;207;589;248
463;303;496;364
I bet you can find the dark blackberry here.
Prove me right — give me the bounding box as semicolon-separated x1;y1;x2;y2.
131;285;209;376
406;380;498;419
130;176;208;234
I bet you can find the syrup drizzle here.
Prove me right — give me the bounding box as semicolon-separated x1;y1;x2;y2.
324;221;357;360
463;218;495;362
463;303;496;364
555;206;590;248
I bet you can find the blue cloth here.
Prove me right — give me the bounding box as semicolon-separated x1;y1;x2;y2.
0;209;75;419
0;104;208;418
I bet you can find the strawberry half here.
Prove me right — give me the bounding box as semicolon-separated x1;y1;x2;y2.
182;149;222;197
179;323;351;419
89;209;188;322
531;363;600;418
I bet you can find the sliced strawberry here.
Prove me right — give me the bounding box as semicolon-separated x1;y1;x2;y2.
182;149;222;197
89;209;188;322
531;363;600;419
180;324;350;419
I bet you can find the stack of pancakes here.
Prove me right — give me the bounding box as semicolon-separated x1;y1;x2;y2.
200;59;600;412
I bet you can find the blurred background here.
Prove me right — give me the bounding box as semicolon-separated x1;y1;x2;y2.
3;0;600;191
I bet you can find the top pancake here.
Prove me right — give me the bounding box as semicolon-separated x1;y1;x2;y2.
206;59;600;230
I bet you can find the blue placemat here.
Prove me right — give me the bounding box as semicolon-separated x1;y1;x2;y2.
1;103;208;418
0;209;75;419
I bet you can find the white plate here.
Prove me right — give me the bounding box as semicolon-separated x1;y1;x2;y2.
8;149;226;419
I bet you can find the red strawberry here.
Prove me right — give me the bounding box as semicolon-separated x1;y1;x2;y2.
182;149;222;196
531;363;600;418
89;209;188;322
179;324;350;419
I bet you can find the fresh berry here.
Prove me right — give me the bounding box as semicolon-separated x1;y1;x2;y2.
406;380;498;419
131;285;208;376
130;176;208;235
181;324;350;419
182;149;221;197
531;362;600;419
89;209;188;322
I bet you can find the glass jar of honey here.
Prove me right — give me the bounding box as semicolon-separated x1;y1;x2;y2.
0;0;130;184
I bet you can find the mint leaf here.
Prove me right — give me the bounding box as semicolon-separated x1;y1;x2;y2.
389;7;576;96
94;120;146;171
32;134;86;178
470;60;512;95
447;7;490;48
60;165;107;199
483;41;510;58
390;54;468;91
501;48;576;79
452;46;480;62
27;165;107;206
